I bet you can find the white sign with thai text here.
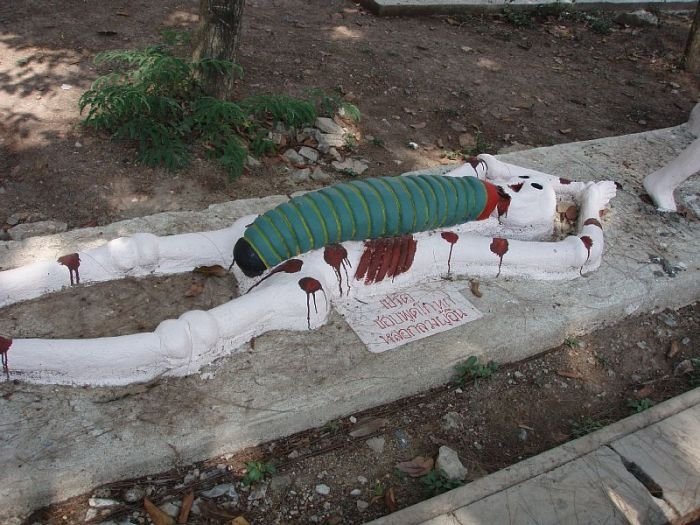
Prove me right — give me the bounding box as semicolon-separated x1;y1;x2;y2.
336;282;482;353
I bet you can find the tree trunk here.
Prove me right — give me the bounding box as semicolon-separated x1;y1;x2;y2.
192;0;245;98
684;4;700;74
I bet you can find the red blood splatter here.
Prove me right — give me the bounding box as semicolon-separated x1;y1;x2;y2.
579;236;593;275
298;277;325;329
441;231;459;274
58;253;80;285
247;259;303;292
583;218;602;229
467;157;485;173
559;177;572;185
0;336;11;378
490;237;509;277
509;182;524;193
354;236;417;284
496;186;511;220
324;244;351;295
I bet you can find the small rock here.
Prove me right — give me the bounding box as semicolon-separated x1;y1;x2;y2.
394;429;410;449
315;117;344;135
350;489;362;497
349;416;357;424
454;388;463;394
283;149;306;165
88;498;120;508
248;482;268;501
615;9;658;27
513;371;525;380
9;220;68;240
366;436;385;454
310;167;332;182
328;147;343;162
298;146;319;163
436;446;467;481
287;450;300;459
270;474;293;493
290;168;312;183
674;359;695;376
246;155;261;168
61;83;73;90
658;312;677;327
200;483;235;499
315;484;331;496
407;141;419;150
184;471;198;484
317;133;345;152
441;411;463;431
518;428;528;442
122;486;145;503
74;141;83;148
85;509;99;521
6;214;22;226
357;476;368;485
159;502;180;518
356;500;369;511
460;46;473;53
332;158;368;176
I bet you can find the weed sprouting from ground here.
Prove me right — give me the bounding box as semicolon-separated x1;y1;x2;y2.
79;42;359;179
455;356;499;386
420;471;464;496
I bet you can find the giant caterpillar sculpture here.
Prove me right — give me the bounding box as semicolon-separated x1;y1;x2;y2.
0;155;617;386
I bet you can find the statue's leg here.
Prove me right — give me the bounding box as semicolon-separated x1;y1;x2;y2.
642;137;700;212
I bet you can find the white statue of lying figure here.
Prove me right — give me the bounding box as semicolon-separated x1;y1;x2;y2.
0;155;616;386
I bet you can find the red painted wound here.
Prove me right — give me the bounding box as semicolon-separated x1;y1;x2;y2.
0;336;11;378
467;156;485;173
58;253;81;285
490;237;509;277
354;236;417;284
324;244;351;295
559;177;572;185
580;236;593;275
299;277;325;330
583;218;602;229
477;181;500;220
496;186;511;220
509;182;524;193
441;231;459;274
248;259;303;292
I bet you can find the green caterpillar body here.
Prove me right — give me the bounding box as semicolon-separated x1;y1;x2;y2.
235;174;500;276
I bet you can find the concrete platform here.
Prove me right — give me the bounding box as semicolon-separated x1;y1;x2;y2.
1;123;699;521
367;388;700;524
358;0;697;16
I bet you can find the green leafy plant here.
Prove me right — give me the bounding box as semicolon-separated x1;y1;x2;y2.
241;460;276;486
420;471;464;496
627;398;654;414
502;5;534;28
79;43;355;180
307;88;361;122
571;417;607;438
564;336;580;348
455;356;499;385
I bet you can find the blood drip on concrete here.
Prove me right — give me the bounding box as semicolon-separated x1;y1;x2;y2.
57;253;81;285
496;187;512;220
490;237;509;277
580;236;593;275
324;244;351;296
248;259;303;292
441;231;459;274
0;336;11;379
298;277;324;330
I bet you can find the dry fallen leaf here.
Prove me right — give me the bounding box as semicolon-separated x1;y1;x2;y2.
193;264;228;277
667;340;680;359
198;500;238;521
384;486;398;513
634;385;654;399
469;279;482;298
230;517;250;525
184;281;205;297
349;417;388;438
177;491;194;524
410;122;427;129
144;498;175;525
396;456;434;477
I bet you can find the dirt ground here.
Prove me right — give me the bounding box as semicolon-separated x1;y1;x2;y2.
2;1;700;524
1;0;699;231
19;301;699;525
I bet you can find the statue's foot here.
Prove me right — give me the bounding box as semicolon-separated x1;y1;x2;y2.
643;172;678;212
580;180;616;218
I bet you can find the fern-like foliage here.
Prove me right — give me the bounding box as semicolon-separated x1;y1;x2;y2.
79;43;358;179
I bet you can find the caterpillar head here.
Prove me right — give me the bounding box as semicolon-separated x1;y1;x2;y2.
233;238;267;277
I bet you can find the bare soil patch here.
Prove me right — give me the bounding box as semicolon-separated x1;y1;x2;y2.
1;0;699;231
22;303;700;525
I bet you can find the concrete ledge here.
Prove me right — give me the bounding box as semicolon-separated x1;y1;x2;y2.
358;0;697;15
1;125;699;521
365;387;700;524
